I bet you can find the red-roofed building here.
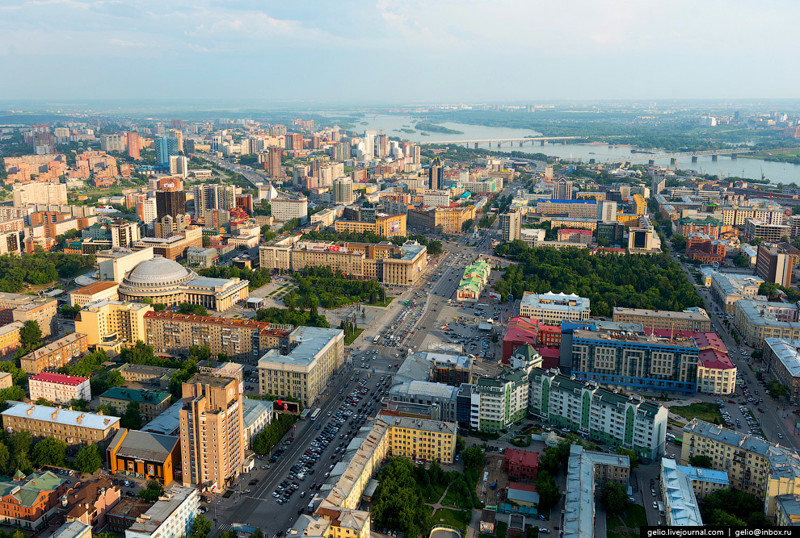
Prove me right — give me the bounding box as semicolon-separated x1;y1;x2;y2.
502;448;539;481
644;329;736;395
503;316;561;362
536;346;561;370
686;233;726;264
28;372;91;404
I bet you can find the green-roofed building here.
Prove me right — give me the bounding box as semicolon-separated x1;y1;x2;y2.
529;368;668;462
99;387;172;421
456;260;491;302
0;471;66;529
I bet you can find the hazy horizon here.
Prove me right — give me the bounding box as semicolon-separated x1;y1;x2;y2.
2;0;799;104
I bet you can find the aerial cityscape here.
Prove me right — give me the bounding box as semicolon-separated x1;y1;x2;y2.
3;2;800;538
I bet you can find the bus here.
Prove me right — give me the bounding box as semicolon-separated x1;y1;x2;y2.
310;408;321;421
373;335;380;344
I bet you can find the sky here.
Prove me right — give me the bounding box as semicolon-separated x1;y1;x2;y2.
1;0;799;105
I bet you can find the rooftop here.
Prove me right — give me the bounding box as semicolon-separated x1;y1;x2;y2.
19;333;87;363
613;307;710;322
661;459;703;526
259;326;343;370
503;448;539;469
520;291;590;311
2;402;119;431
30;372;88;386
70;281;119;296
389;380;458;400
765;338;800;378
128;487;197;535
0;471;63;508
100;387;171;404
380;412;457;435
675;464;729;486
141;400;182;436
109;428;179;462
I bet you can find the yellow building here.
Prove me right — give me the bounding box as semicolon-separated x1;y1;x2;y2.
633;194;646;216
0;322;23;358
617;214;642;226
69;281;120;307
407;205;476;235
74;300;153;350
259;238;427;286
334;214;407;238
681;419;800;520
385;414;457;464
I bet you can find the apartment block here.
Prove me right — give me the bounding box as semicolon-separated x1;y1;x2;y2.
334;213;407;238
258;327;344;407
271;197;308;222
529;369;668;461
74;300;153;350
144;312;288;361
116;363;178;387
19;332;89;374
125;487;199;538
0;292;58;337
69;281;120;307
764;338;800;404
0;322;23;358
28;372;91;404
733;300;800;349
681;419;800;520
384;414;457;464
612;307;711;332
756;242;800;288
179;374;244;489
0;471;66;530
745;219;791;243
1;403;120;445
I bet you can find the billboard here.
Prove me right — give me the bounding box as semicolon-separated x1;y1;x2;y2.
274;399;301;414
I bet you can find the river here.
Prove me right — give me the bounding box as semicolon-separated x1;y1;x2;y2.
354;114;800;184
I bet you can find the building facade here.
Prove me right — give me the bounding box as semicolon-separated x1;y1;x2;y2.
28;373;91;404
519;292;591;324
19;332;89;374
1;403;120;445
612;307;711;332
258;327;345;407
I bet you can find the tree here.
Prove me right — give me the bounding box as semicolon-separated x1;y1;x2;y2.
535;470;561;510
31;437;67;467
599;481;628;515
189;515;212;538
19;321;42;350
427;240;443;256
462;446;485;472
767;380;789;399
178;302;208;316
689;455;713;468
121;401;143;430
462;219;474;231
617;448;639;470
75;444;103;474
671;234;687;252
107;370;126;388
137;480;165;502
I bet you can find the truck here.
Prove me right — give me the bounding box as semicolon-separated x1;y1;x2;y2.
373;335;380;343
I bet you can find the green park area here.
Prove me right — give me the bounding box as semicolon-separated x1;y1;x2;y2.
606;504;647;538
670;402;723;425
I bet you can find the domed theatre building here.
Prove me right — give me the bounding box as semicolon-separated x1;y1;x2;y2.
117;256;249;312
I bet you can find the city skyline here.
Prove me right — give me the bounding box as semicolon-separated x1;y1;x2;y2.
1;0;799;103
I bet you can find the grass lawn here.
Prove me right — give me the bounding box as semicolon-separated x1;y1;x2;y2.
370;297;394;307
344;328;364;345
606;504;647;538
670;402;722;424
430;507;471;536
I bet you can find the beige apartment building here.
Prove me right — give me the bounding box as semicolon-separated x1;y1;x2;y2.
385;414;457;464
681;419;800;520
258;327;344;407
333;213;407;238
19;333;89;374
74;300;153;350
144;311;289;361
0;293;58;337
69;281;120;307
259;238;427;286
179;373;244;490
612;307;712;332
1;403;120;445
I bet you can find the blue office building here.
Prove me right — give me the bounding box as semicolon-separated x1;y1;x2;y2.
155;136;180;167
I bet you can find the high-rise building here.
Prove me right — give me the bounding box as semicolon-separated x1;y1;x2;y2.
377;134;389;158
155;137;180;167
267;147;283;178
756;243;800;288
428;157;444;190
363;130;376;158
193;184;236;217
552;179;573;200
334;178;354;205
156;181;186;220
179;373;244;489
136;198;157;226
597;201;618;223
169;155;188;179
500;211;521;242
126;132;140;160
286;133;303;150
